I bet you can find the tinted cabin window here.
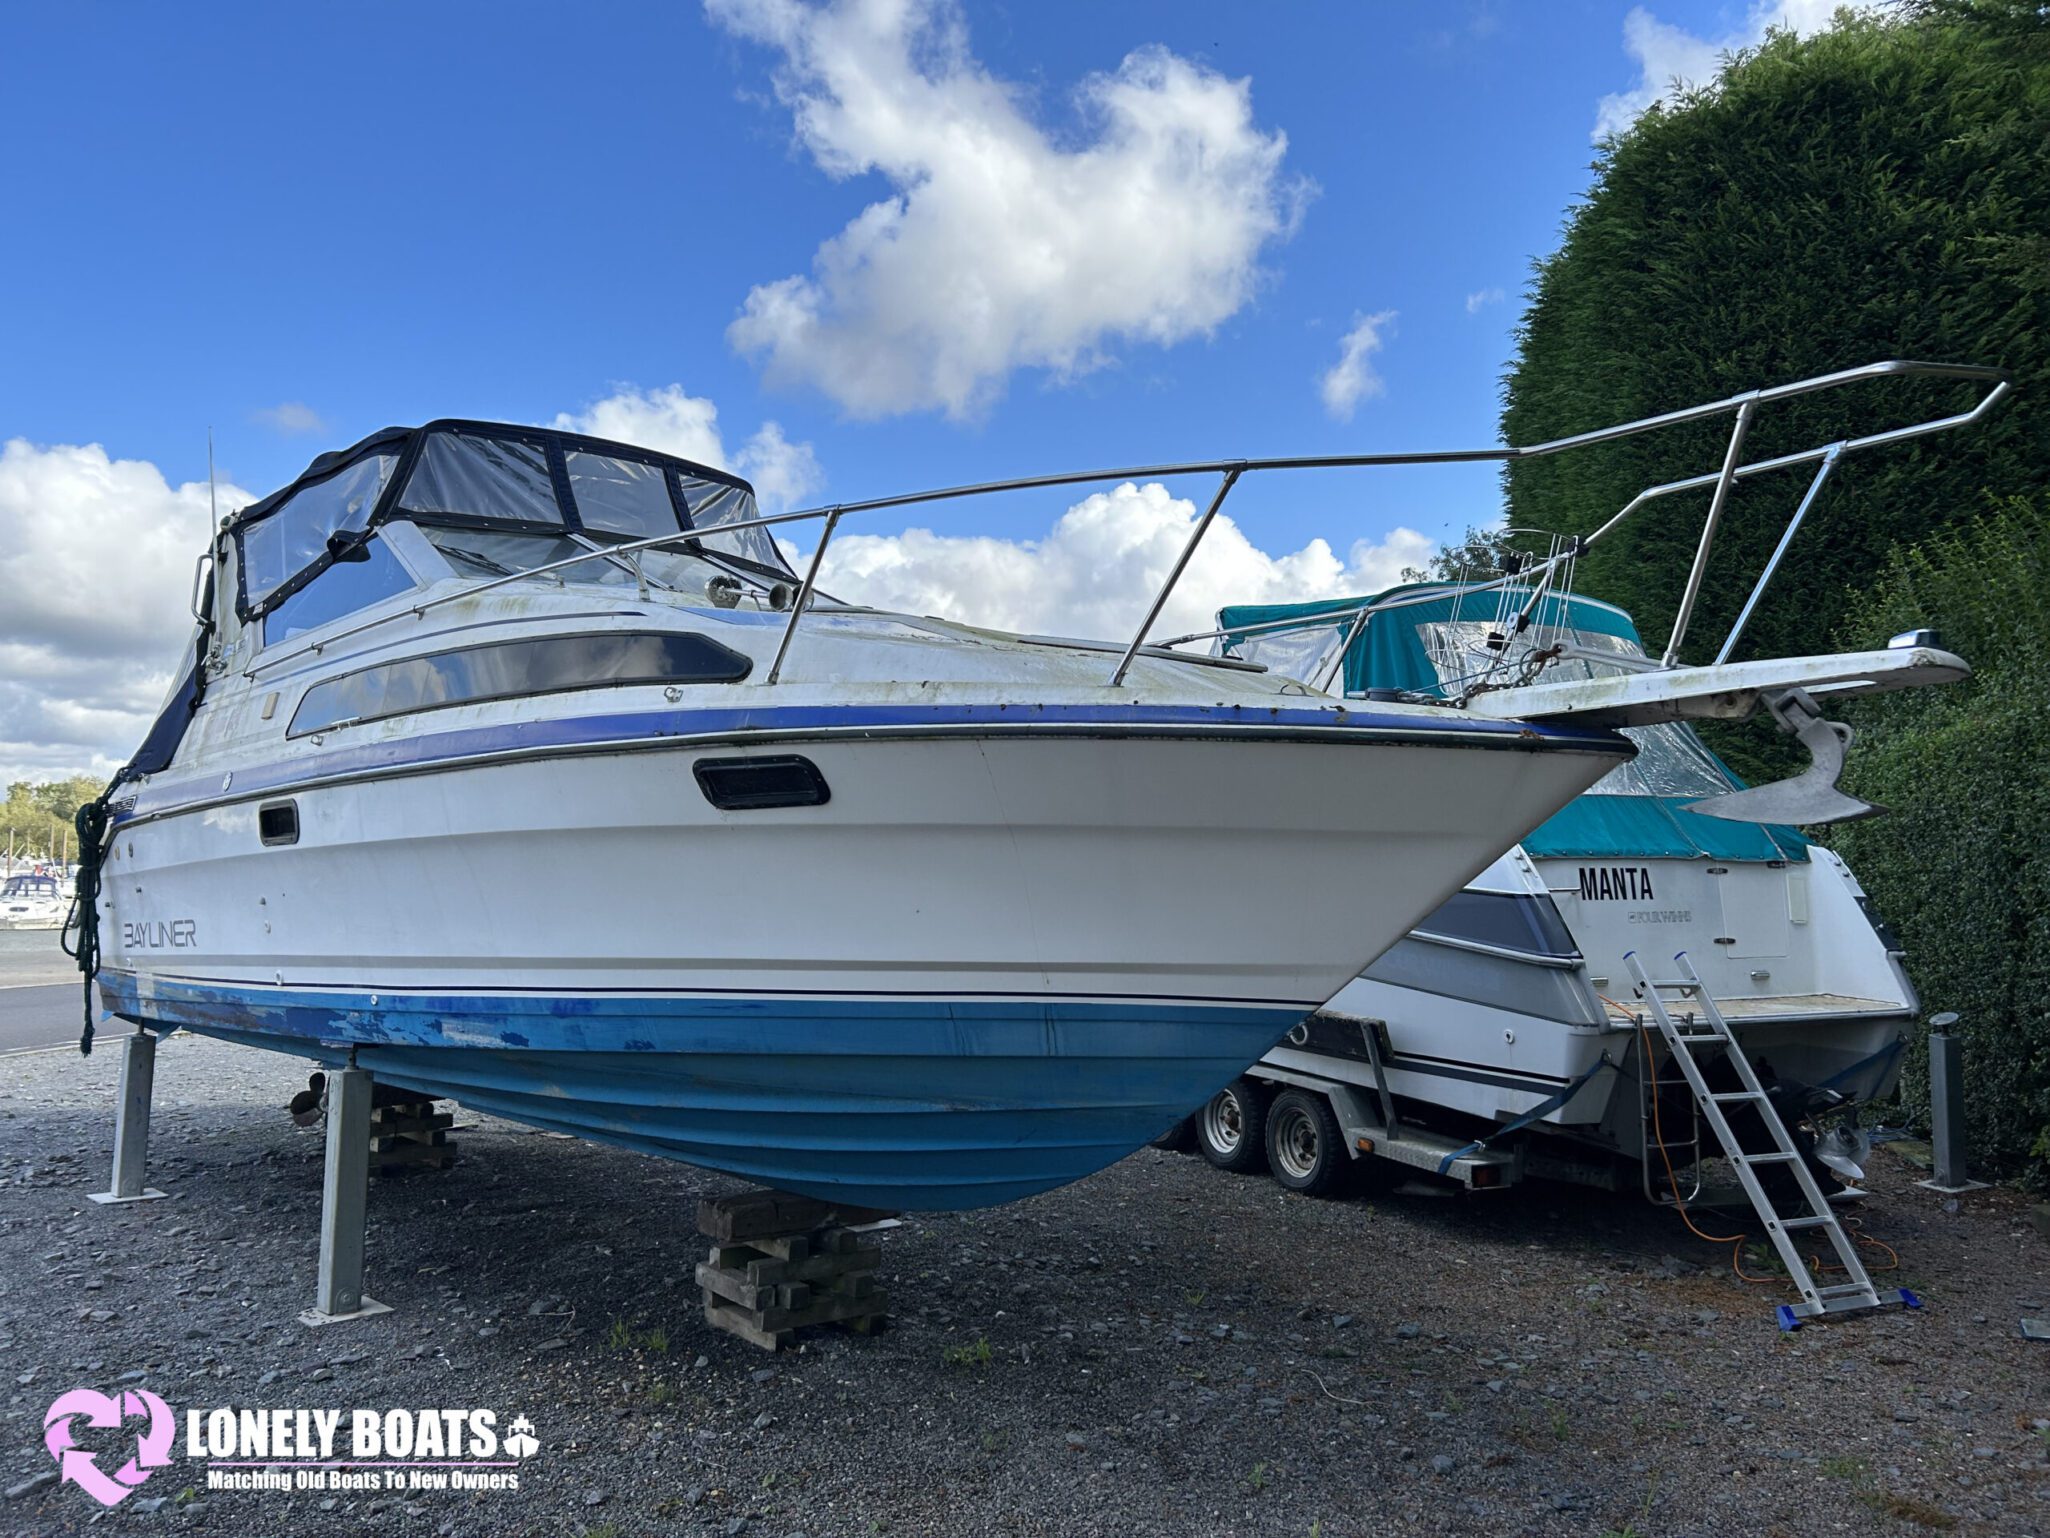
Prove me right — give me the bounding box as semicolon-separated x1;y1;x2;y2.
288;631;750;736
1411;890;1579;960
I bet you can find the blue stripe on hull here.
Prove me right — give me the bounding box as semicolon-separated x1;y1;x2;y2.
96;972;1301;1209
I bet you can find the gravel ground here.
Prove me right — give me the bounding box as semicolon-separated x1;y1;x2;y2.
3;1032;2047;1538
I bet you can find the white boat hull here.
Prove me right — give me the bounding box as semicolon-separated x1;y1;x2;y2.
100;717;1624;1207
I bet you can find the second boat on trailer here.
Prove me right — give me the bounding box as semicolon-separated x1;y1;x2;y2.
1185;581;1923;1200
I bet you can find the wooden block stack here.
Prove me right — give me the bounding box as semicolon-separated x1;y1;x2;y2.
695;1191;897;1352
368;1097;455;1177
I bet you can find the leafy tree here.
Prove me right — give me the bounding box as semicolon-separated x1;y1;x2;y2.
1829;499;2050;1186
1;775;101;865
1500;1;2049;678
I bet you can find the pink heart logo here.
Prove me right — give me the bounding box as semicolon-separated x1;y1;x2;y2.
42;1388;173;1508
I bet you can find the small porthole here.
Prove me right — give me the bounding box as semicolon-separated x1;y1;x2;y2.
258;801;300;846
694;755;831;811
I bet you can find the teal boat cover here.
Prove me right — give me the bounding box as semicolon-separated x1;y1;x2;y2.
1219;584;1809;865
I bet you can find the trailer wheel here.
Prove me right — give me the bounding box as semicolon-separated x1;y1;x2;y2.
1196;1078;1271;1172
1265;1089;1348;1196
1149;1116;1197;1153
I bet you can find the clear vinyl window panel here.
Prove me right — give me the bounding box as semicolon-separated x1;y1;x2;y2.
566;452;680;540
1213;622;1350;686
237;454;399;607
678;479;795;577
398;433;561;525
288;630;753;736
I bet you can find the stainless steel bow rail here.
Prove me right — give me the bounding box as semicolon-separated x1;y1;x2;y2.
245;360;2008;688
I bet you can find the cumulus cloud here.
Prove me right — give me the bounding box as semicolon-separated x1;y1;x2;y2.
1319;311;1396;421
818;480;1433;644
253;401;327;436
1595;0;1885;140
1464;287;1505;315
708;0;1310;419
0;439;251;783
550;385;823;509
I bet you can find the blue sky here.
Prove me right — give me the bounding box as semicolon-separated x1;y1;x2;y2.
0;0;1862;780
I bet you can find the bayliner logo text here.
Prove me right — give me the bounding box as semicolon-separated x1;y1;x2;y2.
122;917;196;949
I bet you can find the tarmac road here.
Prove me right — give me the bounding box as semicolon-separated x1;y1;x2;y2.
0;981;83;1054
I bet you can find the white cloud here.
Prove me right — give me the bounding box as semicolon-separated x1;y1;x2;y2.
253;401;327;435
1595;1;1885;141
1465;286;1505;315
0;439;251;784
708;0;1310;420
550;385;823;510
817;480;1433;644
1319;311;1396;421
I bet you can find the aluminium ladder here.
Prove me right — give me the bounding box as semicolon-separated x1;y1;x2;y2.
1624;950;1921;1331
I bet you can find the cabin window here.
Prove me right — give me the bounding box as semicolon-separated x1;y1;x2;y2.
566;452;681;540
399;433;560;525
1411;890;1579;960
287;630;752;736
262;537;419;644
239;453;398;608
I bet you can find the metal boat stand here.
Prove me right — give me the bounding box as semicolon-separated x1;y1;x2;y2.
299;1065;392;1327
695;1191;897;1352
88;1030;168;1205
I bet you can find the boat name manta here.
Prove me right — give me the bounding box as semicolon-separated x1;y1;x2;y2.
1577;865;1657;902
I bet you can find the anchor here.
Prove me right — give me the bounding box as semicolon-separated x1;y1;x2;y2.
1683;688;1881;826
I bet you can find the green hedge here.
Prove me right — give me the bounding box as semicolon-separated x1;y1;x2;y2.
1828;500;2050;1186
1499;0;2050;721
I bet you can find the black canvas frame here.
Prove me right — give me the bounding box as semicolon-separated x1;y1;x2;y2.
229;419;770;622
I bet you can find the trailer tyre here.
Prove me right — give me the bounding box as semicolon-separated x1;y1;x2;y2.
1264;1089;1348;1196
1149;1116;1197;1153
1196;1078;1271;1172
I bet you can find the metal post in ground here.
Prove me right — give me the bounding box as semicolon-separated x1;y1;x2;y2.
88;1031;168;1206
1918;1013;1988;1194
300;1065;393;1325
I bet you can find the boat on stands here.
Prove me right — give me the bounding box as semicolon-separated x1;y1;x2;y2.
77;360;2003;1209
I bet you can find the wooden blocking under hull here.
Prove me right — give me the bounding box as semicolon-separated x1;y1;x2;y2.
697;1191;896;1245
368;1098;455;1178
695;1191;897;1352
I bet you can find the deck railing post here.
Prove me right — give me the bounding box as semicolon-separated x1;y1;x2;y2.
1713;442;1843;667
765;508;844;687
1662;395;1758;667
1109;466;1243;688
